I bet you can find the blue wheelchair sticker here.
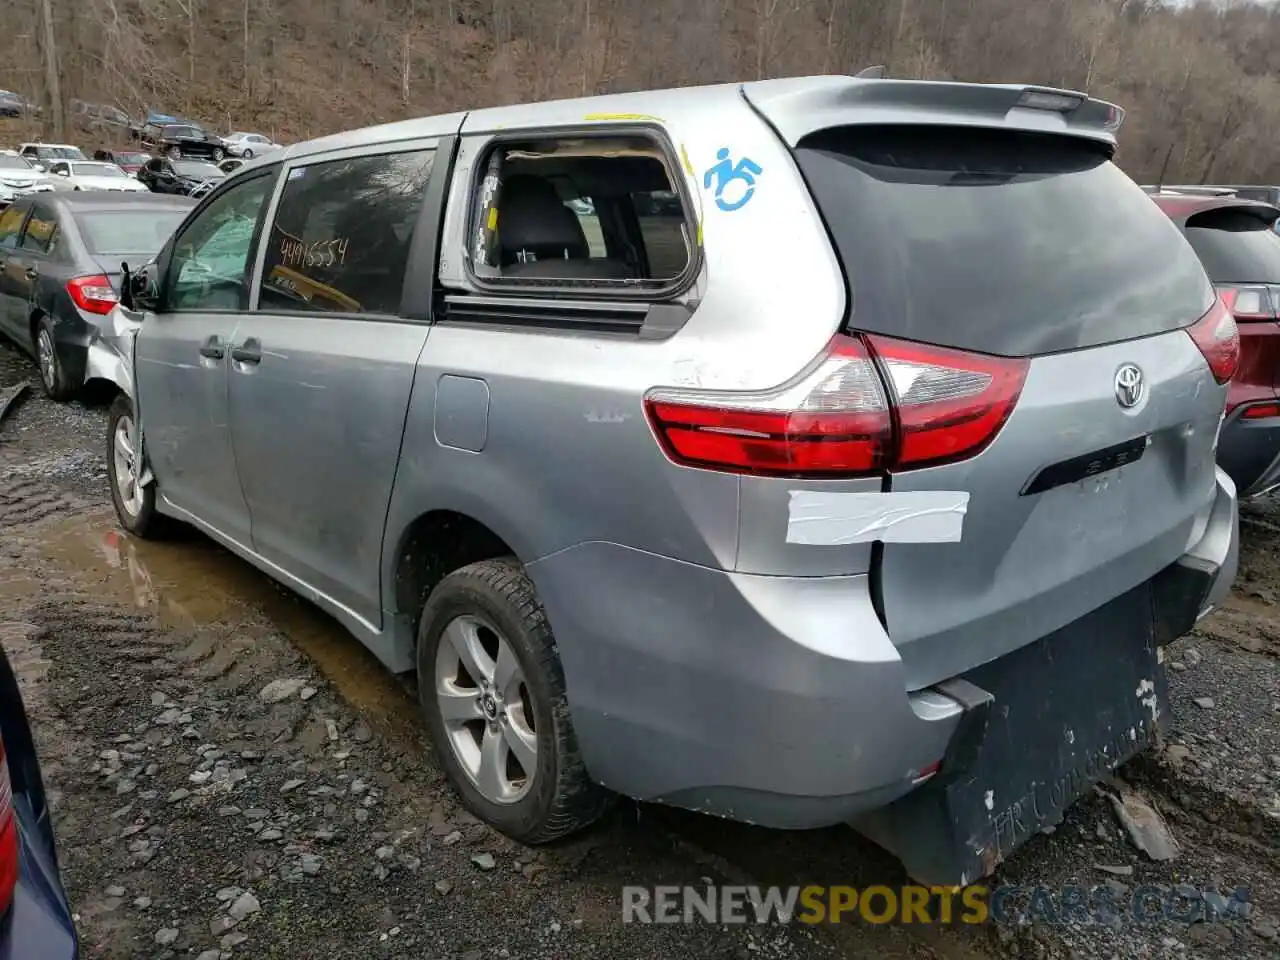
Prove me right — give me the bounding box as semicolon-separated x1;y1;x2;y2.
703;148;762;212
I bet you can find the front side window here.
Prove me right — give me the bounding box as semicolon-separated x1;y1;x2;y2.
18;202;58;254
257;149;434;316
468;135;693;292
167;172;275;312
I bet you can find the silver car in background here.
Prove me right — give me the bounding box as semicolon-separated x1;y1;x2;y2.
102;75;1239;886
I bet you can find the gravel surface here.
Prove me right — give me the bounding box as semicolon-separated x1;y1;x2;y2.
2;335;1278;959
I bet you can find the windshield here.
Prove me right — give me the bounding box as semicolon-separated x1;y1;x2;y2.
795;125;1214;357
0;155;32;171
76;210;189;258
72;162;125;178
1183;208;1280;284
173;160;221;178
40;146;87;160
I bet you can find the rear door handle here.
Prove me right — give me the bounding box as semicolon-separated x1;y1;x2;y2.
230;338;261;364
198;336;225;360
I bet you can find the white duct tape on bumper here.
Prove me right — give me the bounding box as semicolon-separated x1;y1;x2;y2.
786;490;970;546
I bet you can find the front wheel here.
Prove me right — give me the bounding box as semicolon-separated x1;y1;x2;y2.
106;394;170;538
212;147;225;162
418;558;612;844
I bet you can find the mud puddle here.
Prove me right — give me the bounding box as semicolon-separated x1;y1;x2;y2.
36;511;427;752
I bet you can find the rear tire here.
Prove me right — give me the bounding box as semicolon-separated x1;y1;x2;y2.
418;558;613;844
166;146;180;160
106;394;171;539
34;317;75;401
242;148;253;160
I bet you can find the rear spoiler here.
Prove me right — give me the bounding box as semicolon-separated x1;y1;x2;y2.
741;75;1123;148
1142;184;1238;198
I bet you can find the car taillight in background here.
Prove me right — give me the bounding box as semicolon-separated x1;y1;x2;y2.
1216;284;1278;322
1186;296;1241;385
66;274;119;315
0;737;17;916
645;333;1029;477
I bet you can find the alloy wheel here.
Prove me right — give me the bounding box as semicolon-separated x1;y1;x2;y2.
36;328;57;392
434;614;537;804
112;414;144;518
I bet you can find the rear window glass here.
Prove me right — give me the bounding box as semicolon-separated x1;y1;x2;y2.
1183;208;1280;284
795;126;1214;357
76;210;189;257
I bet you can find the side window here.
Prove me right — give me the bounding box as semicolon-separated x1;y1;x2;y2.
166;173;275;312
257;149;434;316
632;190;688;279
469;134;692;292
0;205;26;251
145;159;162;174
18;202;58;254
563;196;606;258
50;162;68;177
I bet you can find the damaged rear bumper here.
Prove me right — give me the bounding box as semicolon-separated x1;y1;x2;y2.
852;468;1238;886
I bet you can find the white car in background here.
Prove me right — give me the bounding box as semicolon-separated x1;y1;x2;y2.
18;142;88;171
222;132;282;159
45;159;149;193
0;151;55;207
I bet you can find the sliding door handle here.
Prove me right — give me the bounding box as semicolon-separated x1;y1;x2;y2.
198;336;225;360
230;338;261;364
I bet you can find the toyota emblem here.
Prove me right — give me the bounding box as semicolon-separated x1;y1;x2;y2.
1115;363;1144;409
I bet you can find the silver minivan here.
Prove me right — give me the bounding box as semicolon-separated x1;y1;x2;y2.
102;75;1239;885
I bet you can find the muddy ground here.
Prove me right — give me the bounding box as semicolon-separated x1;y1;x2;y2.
1;336;1278;960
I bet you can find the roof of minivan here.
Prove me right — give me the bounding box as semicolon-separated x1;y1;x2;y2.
274;75;1120;163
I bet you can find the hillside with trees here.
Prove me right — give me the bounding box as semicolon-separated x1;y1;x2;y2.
2;0;1278;183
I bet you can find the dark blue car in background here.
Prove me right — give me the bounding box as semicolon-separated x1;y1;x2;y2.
0;642;77;958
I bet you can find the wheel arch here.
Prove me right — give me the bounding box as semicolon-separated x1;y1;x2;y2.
389;507;526;644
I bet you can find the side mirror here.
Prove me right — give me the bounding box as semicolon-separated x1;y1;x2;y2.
121;260;160;312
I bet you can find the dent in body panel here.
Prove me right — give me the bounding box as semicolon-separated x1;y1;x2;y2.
526;539;951;814
879;332;1227;690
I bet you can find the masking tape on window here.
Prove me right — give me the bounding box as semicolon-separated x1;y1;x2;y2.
786;490;970;546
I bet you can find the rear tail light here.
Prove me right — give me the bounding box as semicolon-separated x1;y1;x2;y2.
1241;402;1280;420
644;333;1028;477
0;738;17;917
866;335;1028;469
65;274;118;315
1186;296;1241;385
1215;284;1276;322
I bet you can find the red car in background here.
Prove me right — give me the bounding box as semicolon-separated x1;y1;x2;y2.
1153;192;1280;498
91;150;150;176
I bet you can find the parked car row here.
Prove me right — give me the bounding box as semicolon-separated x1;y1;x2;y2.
0;138;262;209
